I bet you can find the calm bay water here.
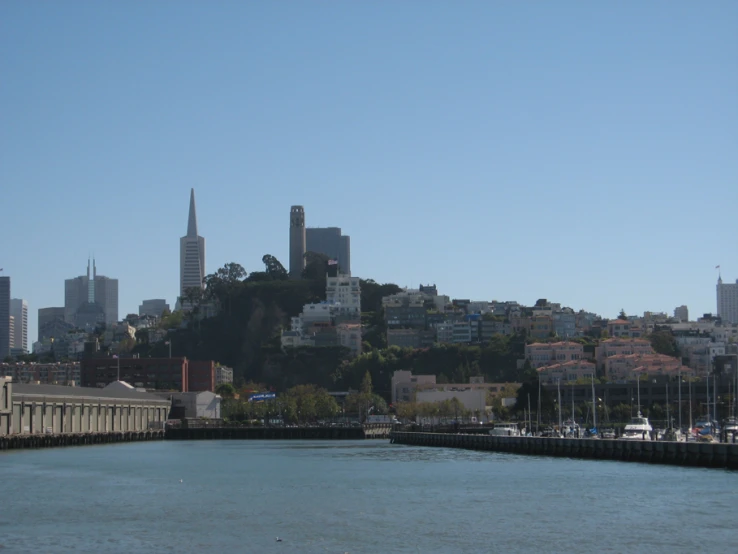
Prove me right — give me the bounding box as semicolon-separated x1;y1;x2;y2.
0;440;736;553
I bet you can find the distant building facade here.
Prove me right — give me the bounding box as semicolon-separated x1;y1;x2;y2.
717;277;738;325
673;305;689;322
525;342;585;368
306;227;351;275
215;366;233;386
1;362;80;386
38;307;66;341
180;188;206;299
139;299;170;318
9;299;28;354
81;357;215;392
289;205;306;278
0;277;10;360
64;258;118;327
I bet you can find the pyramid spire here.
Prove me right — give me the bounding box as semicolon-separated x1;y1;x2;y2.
187;188;198;237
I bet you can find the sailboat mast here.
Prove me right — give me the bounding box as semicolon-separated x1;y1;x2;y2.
666;381;670;429
707;374;710;419
678;368;682;431
537;377;541;434
571;381;575;430
689;380;692;433
592;374;597;432
713;372;717;424
557;379;562;433
637;377;641;414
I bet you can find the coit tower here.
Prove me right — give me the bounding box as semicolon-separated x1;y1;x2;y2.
289;205;306;278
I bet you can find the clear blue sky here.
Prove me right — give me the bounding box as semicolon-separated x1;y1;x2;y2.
1;1;736;344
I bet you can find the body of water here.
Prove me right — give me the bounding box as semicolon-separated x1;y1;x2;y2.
0;440;736;553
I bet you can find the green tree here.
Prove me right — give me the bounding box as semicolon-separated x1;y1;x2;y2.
203;262;247;315
360;370;373;395
261;254;289;281
302;251;330;281
215;383;236;398
618;309;628;320
649;330;678;357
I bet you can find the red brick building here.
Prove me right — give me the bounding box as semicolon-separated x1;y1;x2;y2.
81;357;215;392
188;360;215;392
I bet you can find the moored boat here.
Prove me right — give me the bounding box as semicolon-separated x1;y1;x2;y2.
489;423;520;437
620;412;652;440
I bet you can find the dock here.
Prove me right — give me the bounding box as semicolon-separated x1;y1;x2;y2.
390;431;738;470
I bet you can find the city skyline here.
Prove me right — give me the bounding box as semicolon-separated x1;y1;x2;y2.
1;2;736;344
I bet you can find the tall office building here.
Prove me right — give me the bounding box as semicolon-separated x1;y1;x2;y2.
306;227;351;275
9;298;28;353
38;307;66;340
0;277;10;360
717;276;738;325
65;258;119;327
180;188;206;298
289;205;306;278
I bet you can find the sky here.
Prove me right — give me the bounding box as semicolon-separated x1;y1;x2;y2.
1;1;736;345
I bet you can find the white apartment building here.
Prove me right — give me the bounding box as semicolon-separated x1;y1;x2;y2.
717;277;738;325
326;275;361;317
216;366;234;386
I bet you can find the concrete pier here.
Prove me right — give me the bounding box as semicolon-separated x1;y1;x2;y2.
389;432;738;470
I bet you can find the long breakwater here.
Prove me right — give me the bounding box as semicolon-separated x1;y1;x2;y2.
390;431;738;470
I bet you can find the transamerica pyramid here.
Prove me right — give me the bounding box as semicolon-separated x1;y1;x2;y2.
180;188;206;299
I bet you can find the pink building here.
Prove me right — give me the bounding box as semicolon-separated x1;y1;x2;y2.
525;341;585;368
595;338;653;368
537;361;596;384
605;353;693;381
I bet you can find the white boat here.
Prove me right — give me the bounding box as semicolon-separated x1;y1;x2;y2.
489;423;520;437
562;418;580;438
620;412;653;440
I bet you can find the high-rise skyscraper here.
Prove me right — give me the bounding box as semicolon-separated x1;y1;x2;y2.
717;276;738;325
180;188;206;298
306;227;351;275
0;276;10;360
289;205;306;278
64;258;119;327
9;298;28;353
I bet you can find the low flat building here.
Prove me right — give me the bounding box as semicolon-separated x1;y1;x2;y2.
0;377;170;436
415;388;487;414
168;391;221;419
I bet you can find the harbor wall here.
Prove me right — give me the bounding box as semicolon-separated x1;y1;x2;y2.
0;430;165;451
390;432;738;470
166;423;392;441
